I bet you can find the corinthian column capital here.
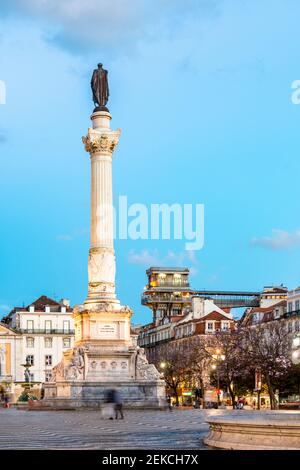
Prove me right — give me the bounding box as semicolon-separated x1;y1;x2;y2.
82;128;121;156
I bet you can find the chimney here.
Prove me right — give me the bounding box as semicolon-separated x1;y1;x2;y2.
60;298;70;307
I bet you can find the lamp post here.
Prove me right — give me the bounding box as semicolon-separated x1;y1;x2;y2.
254;368;262;410
212;349;225;408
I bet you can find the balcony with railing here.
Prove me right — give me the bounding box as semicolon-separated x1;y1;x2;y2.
284;309;300;318
149;279;190;288
17;329;75;335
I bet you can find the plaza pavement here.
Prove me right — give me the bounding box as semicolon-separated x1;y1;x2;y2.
0;407;220;450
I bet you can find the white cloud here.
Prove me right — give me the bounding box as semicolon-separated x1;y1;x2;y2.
128;248;198;273
128;249;161;266
1;0;220;52
251;229;300;250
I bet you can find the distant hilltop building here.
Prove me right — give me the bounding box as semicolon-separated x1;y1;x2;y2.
0;295;74;402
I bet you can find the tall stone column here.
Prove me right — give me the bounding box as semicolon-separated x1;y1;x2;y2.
82;111;121;306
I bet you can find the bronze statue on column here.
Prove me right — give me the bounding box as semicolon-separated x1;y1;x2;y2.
91;63;109;112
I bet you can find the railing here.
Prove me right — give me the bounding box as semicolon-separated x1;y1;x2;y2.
17;329;75;335
142;294;191;305
154;281;190;287
284;309;300;318
142;290;261;308
138;338;171;348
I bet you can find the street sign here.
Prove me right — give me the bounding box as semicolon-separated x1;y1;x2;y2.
255;370;262;391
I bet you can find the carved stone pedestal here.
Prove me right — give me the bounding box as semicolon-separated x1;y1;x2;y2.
43;303;166;408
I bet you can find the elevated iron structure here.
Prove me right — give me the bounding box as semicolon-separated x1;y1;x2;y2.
142;267;262;323
191;290;261;308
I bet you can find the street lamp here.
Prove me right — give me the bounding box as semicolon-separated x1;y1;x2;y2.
212;350;225;408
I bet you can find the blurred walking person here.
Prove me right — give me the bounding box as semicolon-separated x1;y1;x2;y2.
114;389;124;420
102;389;115;420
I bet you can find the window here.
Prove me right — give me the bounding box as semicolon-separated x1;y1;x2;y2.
26;337;34;348
45;355;52;366
63;321;70;333
26;355;34;366
63;338;71;348
296;300;300;311
288;302;293;313
44;337;52;348
45;320;52;333
27;320;34;333
207;322;214;331
45;371;52;383
288;322;293;333
222;322;229;331
172;308;181;315
295;321;300;333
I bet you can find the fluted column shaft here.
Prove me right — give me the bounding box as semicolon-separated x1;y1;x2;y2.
82;111;121;306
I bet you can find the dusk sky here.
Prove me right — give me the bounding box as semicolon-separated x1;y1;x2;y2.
1;0;300;324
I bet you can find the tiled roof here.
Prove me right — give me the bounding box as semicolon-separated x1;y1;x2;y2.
29;295;61;310
7;295;72;316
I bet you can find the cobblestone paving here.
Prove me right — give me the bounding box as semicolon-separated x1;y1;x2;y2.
0;407;220;449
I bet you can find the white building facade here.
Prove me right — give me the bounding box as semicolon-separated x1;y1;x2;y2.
1;296;74;400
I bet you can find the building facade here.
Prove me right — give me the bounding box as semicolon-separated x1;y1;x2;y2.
1;295;74;401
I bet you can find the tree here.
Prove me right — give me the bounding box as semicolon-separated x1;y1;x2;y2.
213;330;249;408
187;335;214;408
154;342;190;406
241;322;291;409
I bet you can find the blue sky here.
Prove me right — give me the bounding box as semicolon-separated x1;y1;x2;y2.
1;0;300;324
